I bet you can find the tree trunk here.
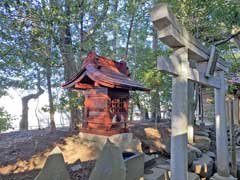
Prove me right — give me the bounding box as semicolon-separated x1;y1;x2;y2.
151;28;161;122
59;0;81;132
124;15;135;61
46;65;56;131
112;1;118;57
20;73;44;131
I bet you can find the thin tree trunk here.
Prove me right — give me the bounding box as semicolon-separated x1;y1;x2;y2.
20;73;44;131
124;15;134;61
152;28;161;121
112;1;118;57
46;65;56;131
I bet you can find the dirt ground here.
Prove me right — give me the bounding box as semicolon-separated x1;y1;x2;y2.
0;128;99;180
0;121;215;180
0;122;171;180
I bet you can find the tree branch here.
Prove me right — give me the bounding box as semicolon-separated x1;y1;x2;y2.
214;31;240;46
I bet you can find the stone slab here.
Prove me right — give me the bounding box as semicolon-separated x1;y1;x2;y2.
144;167;166;180
34;146;70;180
125;153;144;180
89;140;126;180
144;166;200;180
210;173;237;180
144;155;156;168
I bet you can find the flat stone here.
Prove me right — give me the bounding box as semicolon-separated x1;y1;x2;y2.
145;167;200;180
188;148;198;166
157;164;170;170
34;146;70;180
194;135;211;152
144;154;156;168
188;172;201;180
167;171;200;180
188;145;202;158
206;151;216;160
144;167;166;180
194;131;209;137
210;173;237;180
191;154;214;178
125;153;144;180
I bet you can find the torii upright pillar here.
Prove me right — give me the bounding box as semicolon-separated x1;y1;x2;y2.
150;4;236;180
170;48;189;180
211;71;235;180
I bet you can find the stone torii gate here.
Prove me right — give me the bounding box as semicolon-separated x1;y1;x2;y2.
150;4;235;180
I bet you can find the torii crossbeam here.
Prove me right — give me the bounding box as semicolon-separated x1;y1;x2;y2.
150;4;235;180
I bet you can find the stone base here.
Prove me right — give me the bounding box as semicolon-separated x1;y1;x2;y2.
79;132;142;152
81;127;129;136
210;173;237;180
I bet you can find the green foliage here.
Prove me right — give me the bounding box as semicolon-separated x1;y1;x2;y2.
0;107;13;132
0;0;239;123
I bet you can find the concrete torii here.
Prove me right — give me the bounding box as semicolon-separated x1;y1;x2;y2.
150;4;235;180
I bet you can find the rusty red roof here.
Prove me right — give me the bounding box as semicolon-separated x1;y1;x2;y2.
62;52;150;91
228;76;240;85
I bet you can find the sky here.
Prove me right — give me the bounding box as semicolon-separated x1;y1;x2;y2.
0;88;69;132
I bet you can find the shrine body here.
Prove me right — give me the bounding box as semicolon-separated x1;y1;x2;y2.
62;52;149;136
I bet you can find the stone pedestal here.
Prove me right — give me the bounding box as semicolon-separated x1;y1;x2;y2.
79;132;141;152
210;173;236;180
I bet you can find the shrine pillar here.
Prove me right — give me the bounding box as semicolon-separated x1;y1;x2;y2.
233;99;239;125
170;48;188;180
211;71;235;180
187;81;195;144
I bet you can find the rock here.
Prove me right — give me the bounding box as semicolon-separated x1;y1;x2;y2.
144;154;156;168
167;170;200;180
188;144;202;158
89;139;126;180
194;131;209;137
237;162;240;179
188;148;198;166
71;164;82;172
34;146;70;180
191;153;214;178
144;167;166;180
194;135;211;152
188;172;201;180
125;153;144;180
145;166;200;180
206;151;216;161
142;127;171;155
210;173;237;180
188;145;202;166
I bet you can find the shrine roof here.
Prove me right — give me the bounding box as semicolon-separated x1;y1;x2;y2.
228;76;240;85
62;52;150;91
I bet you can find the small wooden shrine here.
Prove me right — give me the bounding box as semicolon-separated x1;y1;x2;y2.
62;52;149;136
